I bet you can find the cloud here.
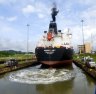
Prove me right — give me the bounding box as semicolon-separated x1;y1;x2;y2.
6;16;17;22
38;13;45;19
0;16;4;20
22;2;50;19
0;0;8;4
81;6;96;25
0;21;13;32
35;2;50;14
77;0;96;5
0;0;96;52
0;15;17;22
0;38;36;52
0;0;17;5
22;5;35;14
0;19;37;52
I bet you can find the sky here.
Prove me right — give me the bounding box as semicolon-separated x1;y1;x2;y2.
0;0;96;52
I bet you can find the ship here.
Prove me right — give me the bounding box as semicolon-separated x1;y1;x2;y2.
35;4;73;67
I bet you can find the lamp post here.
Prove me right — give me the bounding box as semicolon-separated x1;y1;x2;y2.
27;24;30;54
81;20;85;53
91;33;93;53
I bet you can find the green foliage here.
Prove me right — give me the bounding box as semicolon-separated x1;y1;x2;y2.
73;53;96;62
0;50;34;57
0;51;13;57
0;50;34;61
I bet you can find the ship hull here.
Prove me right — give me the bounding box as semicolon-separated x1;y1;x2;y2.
35;47;73;67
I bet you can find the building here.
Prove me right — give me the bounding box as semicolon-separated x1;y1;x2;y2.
78;43;92;54
78;45;85;54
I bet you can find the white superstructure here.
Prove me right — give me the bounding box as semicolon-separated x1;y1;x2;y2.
37;31;72;49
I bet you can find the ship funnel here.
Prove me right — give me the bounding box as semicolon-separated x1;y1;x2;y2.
48;3;59;34
49;22;57;34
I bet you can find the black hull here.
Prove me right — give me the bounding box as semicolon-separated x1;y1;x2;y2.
35;47;73;66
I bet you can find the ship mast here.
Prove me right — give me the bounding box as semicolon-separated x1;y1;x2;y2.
67;28;72;38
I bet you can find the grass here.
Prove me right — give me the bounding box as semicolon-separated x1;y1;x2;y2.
0;54;34;61
0;64;5;68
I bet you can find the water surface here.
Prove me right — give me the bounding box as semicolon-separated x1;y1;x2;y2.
0;64;95;94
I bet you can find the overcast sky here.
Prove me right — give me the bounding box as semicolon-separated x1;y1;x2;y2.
0;0;96;52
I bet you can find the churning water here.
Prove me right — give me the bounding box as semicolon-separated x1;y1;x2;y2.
0;64;95;94
8;66;75;84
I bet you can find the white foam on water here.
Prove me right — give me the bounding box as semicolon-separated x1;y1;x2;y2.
9;68;75;84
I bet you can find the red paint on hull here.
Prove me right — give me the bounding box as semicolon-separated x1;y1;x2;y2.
41;60;73;67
